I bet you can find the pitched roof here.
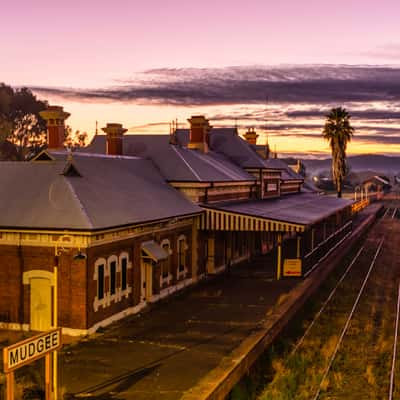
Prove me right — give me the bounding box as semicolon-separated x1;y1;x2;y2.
0;154;201;230
176;128;267;169
176;128;303;181
82;135;255;183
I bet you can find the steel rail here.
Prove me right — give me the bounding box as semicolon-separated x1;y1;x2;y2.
291;245;365;356
312;238;384;400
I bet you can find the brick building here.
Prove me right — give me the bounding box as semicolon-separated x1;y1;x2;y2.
0;107;353;334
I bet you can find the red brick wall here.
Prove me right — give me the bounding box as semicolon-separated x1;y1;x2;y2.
86;224;193;329
0;223;195;331
0;245;88;329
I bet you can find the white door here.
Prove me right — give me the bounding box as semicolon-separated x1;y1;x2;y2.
30;278;52;331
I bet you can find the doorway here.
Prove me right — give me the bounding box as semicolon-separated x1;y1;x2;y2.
23;270;55;332
30;278;52;331
140;261;153;302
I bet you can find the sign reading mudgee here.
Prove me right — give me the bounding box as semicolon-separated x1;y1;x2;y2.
3;328;62;373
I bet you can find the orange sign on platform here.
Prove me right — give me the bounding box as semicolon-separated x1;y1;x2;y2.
283;259;302;277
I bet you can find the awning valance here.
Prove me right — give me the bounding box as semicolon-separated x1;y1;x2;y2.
198;208;305;233
141;240;168;262
198;194;352;233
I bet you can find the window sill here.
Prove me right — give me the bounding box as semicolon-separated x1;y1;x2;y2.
177;268;188;279
160;273;173;286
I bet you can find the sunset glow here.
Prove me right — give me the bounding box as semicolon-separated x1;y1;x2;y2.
3;0;400;156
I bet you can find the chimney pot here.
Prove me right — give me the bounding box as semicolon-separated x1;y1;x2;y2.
102;123;127;155
39;105;70;150
244;127;259;145
187;115;212;153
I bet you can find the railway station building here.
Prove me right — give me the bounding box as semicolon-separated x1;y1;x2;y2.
0;107;353;334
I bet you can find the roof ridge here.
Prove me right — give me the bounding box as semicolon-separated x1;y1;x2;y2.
63;178;94;229
171;146;202;181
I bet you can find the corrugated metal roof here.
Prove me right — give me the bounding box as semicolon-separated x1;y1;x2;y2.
0;154;201;230
208;193;352;226
81;129;303;182
176;128;267;169
82;135;255;183
175;128;303;181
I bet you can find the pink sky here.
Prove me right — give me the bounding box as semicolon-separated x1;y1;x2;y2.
3;0;400;87
2;0;400;155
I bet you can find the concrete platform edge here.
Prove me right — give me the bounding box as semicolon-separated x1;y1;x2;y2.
180;205;382;400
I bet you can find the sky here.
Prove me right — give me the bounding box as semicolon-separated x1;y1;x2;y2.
2;0;400;157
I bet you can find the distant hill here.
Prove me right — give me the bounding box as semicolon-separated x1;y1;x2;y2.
302;155;400;177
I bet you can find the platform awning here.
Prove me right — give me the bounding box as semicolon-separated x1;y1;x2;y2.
141;240;168;262
199;193;353;233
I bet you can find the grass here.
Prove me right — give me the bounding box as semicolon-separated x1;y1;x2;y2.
230;225;400;400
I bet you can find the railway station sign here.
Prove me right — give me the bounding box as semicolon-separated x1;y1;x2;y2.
283;259;302;277
3;328;62;372
3;328;62;400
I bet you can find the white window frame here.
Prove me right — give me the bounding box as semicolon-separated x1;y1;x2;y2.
177;235;189;279
93;257;108;312
160;239;173;286
119;251;132;300
107;255;119;304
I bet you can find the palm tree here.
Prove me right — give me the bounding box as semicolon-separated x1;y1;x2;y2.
323;107;354;198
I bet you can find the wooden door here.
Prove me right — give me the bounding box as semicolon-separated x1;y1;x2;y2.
30;278;52;331
140;261;153;302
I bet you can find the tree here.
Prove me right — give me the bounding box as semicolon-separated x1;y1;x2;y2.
64;126;88;150
0;83;47;160
0;83;88;160
323;107;355;198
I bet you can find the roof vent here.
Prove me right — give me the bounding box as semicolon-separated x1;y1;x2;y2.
31;150;55;162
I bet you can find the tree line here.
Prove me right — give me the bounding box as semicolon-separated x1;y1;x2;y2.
1;82;355;198
0;83;87;160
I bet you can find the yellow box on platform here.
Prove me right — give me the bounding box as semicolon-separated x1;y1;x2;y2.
283;259;302;277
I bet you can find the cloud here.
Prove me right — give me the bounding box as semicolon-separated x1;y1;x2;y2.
286;109;400;120
268;131;400;145
31;64;400;106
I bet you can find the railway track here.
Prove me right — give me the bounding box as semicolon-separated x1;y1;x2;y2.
258;200;400;400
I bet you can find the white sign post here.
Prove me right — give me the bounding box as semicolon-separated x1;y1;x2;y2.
3;328;62;400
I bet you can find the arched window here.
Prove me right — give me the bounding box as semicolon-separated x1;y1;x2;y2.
161;239;171;278
108;255;118;297
93;258;107;312
119;251;131;294
160;239;173;286
177;235;188;277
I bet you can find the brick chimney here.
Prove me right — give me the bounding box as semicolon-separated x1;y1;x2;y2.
101;123;127;156
39;105;70;149
244;127;259;145
187;116;211;153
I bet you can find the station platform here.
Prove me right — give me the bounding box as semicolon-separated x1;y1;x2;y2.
27;203;384;399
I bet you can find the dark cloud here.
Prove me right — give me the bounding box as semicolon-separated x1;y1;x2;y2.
31;65;400;106
270;131;400;145
286;109;400;120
